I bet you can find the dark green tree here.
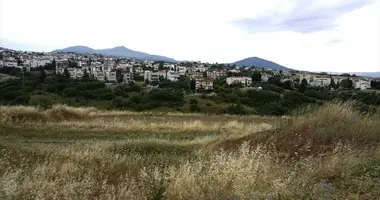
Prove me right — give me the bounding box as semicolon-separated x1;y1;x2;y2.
298;78;308;93
330;78;336;88
116;70;124;83
340;78;352;89
82;69;90;82
282;80;293;90
252;71;262;82
39;69;47;83
190;79;196;92
63;68;70;79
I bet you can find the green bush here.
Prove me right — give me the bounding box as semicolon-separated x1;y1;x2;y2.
28;95;54;109
189;99;198;105
190;104;201;112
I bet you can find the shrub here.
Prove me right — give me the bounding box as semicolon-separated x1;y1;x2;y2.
28;95;54;109
190;104;201;112
189;99;198;105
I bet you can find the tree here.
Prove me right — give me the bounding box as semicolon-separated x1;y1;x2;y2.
16;58;23;66
116;70;124;83
158;62;164;70
190;79;196;92
298;78;308;93
189;98;201;112
62;87;77;97
63;68;70;79
340;78;353;89
189;98;198;105
82;69;90;82
52;59;56;69
330;78;336;88
39;69;47;83
282;80;293;90
252;71;261;82
348;79;353;89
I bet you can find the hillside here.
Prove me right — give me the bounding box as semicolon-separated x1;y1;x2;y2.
233;57;292;71
53;45;177;63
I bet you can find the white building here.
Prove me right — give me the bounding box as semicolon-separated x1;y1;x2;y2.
4;61;18;67
299;74;312;84
0;60;4;67
195;65;207;72
123;72;135;84
166;71;180;82
355;80;371;90
310;75;331;87
226;77;252;87
177;66;187;76
94;71;105;81
144;70;160;82
106;71;117;82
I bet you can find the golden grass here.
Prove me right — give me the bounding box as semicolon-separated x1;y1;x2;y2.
1;102;380;199
1;141;378;200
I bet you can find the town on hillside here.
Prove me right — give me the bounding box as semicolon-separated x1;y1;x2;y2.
0;47;377;91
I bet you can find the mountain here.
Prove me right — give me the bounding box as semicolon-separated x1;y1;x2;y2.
55;46;98;54
52;46;177;62
348;72;380;78
323;72;380;78
233;57;292;71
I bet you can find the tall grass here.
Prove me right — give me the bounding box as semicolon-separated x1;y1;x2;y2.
1;102;380;199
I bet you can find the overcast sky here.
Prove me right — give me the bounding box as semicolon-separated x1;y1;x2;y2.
1;0;379;72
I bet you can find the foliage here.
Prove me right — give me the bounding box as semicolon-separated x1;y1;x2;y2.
28;95;54;109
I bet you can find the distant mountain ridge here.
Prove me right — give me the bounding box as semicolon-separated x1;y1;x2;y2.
52;46;177;62
233;57;292;71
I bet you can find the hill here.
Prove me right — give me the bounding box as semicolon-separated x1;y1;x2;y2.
233;57;292;71
53;46;177;63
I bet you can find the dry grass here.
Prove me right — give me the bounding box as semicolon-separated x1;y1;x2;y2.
1;102;380;199
214;101;380;158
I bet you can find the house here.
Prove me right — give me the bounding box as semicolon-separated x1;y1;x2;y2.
299;74;312;84
0;60;4;67
226;77;252;87
229;69;240;74
188;71;204;78
123;72;135;84
153;64;160;71
106;71;117;82
355;80;371;90
310;75;331;87
144;70;160;82
166;71;180;82
4;61;18;67
195;77;213;91
176;66;187;76
195;65;207;72
94;71;105;81
66;68;78;79
207;70;227;80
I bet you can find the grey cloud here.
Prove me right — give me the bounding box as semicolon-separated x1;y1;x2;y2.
233;0;373;33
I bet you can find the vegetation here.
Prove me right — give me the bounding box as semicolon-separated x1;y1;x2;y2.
1;67;380;116
1;102;380;199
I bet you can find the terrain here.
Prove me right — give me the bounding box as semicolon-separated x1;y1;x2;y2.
233;57;292;71
52;46;177;63
1;102;380;199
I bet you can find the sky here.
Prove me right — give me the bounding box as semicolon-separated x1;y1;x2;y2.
0;0;379;72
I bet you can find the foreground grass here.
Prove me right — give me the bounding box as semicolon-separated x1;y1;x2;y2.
0;102;380;199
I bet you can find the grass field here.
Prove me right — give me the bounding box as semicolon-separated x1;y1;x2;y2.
1;102;380;199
